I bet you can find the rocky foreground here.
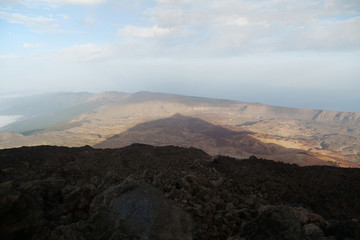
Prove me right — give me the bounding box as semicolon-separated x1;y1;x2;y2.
1;144;360;240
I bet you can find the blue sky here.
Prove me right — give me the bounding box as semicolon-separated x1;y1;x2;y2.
1;0;360;112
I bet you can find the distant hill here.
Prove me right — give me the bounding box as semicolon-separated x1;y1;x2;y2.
1;91;359;167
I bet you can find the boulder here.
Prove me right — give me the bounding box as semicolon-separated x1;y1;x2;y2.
303;223;324;239
241;205;325;240
89;182;192;240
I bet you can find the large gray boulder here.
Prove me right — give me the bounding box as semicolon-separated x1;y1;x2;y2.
241;205;325;240
89;182;192;240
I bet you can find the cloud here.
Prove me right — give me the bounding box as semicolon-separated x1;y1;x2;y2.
54;0;105;4
0;11;59;32
143;0;360;53
282;16;360;50
58;44;114;62
152;0;198;8
78;16;97;26
216;16;249;27
119;25;174;38
40;0;106;6
23;42;44;48
1;0;106;6
56;14;69;20
0;54;18;60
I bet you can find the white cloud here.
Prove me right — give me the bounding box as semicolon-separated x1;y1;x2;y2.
40;0;106;5
152;0;198;8
0;11;59;32
119;25;174;38
56;0;105;4
56;14;69;20
58;44;114;62
144;0;360;53
23;42;44;48
79;16;97;26
283;16;360;50
1;0;106;6
0;54;18;60
218;16;249;27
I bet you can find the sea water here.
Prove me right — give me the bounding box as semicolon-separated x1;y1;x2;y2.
0;115;22;128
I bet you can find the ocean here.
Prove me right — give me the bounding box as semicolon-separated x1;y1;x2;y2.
0;115;22;128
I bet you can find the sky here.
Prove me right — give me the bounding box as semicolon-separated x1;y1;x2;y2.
0;0;360;112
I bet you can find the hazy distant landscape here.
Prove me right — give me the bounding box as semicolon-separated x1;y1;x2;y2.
1;91;359;167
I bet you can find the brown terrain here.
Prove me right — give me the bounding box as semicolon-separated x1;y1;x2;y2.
95;114;344;167
1;91;360;167
1;144;360;240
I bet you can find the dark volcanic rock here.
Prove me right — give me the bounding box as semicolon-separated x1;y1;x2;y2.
324;219;360;240
1;144;360;240
0;181;45;240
